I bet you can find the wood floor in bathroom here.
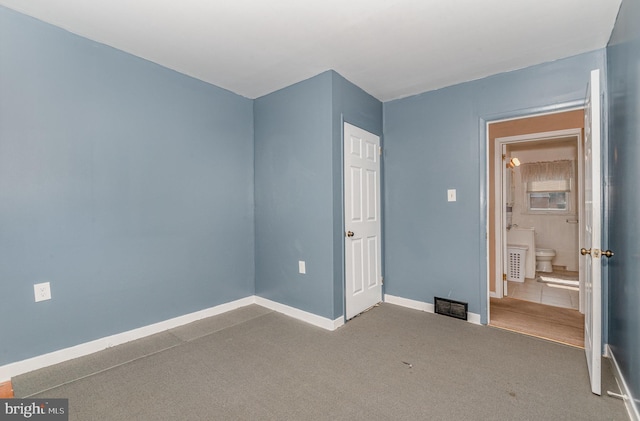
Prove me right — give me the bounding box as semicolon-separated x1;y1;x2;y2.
489;270;584;348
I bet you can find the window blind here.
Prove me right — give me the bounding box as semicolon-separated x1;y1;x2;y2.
527;179;571;192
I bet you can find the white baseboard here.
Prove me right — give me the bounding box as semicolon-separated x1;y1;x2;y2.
384;294;482;325
384;294;434;312
254;296;344;331
605;344;640;421
0;296;255;382
0;295;345;382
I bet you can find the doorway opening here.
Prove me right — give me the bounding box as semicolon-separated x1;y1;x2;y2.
486;109;586;348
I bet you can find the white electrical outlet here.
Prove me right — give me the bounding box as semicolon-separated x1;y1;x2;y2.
447;189;457;202
34;282;51;302
298;261;306;274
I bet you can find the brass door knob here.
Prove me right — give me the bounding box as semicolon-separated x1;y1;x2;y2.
580;248;614;258
346;231;354;238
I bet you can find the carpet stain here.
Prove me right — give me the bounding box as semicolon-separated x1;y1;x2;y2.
508;391;516;397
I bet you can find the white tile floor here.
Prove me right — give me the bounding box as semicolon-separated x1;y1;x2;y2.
507;271;579;310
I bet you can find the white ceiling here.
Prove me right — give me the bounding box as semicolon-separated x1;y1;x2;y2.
0;0;622;101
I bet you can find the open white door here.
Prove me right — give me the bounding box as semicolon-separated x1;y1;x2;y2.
582;69;602;396
344;122;382;320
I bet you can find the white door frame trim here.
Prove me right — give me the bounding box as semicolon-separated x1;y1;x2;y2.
484;106;584;324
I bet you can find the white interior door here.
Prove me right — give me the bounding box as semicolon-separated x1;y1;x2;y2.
344;122;382;320
582;69;602;396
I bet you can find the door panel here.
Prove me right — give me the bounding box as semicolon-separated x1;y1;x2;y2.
351;239;364;294
344;123;382;320
583;69;602;396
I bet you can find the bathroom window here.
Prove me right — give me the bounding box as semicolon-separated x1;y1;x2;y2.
527;179;570;212
528;192;568;211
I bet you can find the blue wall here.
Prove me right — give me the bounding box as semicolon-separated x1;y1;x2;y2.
254;71;382;320
254;72;335;318
0;6;255;365
383;50;606;321
606;0;640;406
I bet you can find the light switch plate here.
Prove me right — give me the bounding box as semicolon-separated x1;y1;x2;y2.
34;282;51;302
299;261;306;274
447;189;457;202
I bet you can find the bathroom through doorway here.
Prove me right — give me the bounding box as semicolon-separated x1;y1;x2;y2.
487;109;586;347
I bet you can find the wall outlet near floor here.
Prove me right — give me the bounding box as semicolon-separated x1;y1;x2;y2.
34;282;51;302
298;261;306;274
447;189;457;202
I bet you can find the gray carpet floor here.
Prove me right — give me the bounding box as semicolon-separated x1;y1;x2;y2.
13;303;627;420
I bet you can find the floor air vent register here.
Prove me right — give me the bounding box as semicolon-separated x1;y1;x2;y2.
434;297;468;321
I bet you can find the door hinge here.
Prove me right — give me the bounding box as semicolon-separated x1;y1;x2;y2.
379;146;382;156
503;273;507;281
381;276;384;285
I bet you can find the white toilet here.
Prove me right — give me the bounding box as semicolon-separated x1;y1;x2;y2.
535;248;556;272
